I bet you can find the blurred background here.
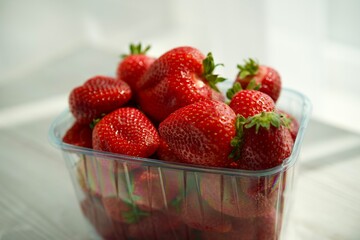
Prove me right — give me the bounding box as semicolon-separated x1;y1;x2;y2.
0;0;359;239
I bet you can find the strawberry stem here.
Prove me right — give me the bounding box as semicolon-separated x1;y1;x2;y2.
237;58;259;79
202;52;226;92
121;43;151;58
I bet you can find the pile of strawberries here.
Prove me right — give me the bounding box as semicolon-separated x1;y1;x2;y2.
63;43;298;171
62;44;300;240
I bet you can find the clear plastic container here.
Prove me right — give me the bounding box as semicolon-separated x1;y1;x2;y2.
49;88;311;240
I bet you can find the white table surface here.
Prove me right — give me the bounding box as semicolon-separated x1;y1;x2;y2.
1;46;360;240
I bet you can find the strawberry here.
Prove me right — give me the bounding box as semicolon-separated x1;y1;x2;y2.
102;196;150;224
228;88;275;118
155;138;181;163
200;173;277;219
116;43;155;93
80;194;118;239
202;210;278;240
92;107;160;157
69;75;132;124
236;112;294;170
137;46;226;122
125;211;182;240
234;58;281;102
122;168;181;211
159;99;236;168
62;121;92;148
180;191;232;233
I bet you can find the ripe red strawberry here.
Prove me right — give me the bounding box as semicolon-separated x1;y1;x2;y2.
116;43;155;92
200;173;277;219
69;75;132;124
92;107;160;157
62;121;92;148
126;211;182;240
234;58;281;102
228;89;275;118
202;210;278;240
80;194;118;239
122;168;181;211
237;112;294;170
155;138;181;163
137;46;226;122
159;99;236;168
180;191;232;233
102;196;150;224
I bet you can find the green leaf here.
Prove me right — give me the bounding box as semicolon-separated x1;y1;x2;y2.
202;52;227;92
246;78;262;90
244;111;288;134
121;43;151;58
237;58;259;79
226;82;243;100
229;115;247;160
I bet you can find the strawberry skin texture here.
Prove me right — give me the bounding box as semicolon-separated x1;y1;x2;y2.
69;76;132;124
229;90;275;118
155;138;181;163
159;99;236;168
92;107;160;158
236;65;281;102
62;121;92;148
137;46;215;122
239;125;294;170
117;54;155;92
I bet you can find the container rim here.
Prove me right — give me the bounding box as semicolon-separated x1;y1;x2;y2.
48;88;312;177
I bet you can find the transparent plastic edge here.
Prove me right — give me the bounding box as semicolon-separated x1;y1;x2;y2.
48;88;312;177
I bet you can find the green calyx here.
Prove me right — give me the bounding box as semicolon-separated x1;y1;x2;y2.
229;115;247;160
226;79;261;100
89;113;106;129
121;202;150;224
202;52;226;92
245;111;290;134
121;43;151;58
237;58;259;79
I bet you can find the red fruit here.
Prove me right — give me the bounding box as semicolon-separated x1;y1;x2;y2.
180;191;232;233
237;112;294;170
80;194;118;239
234;58;281;102
137;46;226;122
201;217;256;240
156;138;181;163
62;121;92;148
69;76;132;124
102;197;149;224
116;43;155;92
126;211;182;240
123;168;181;211
92;107;160;157
228;89;275;118
200;173;277;219
159;99;236;168
278;110;300;141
